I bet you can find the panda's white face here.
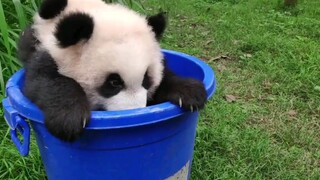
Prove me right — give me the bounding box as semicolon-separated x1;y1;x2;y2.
80;32;163;110
33;0;164;110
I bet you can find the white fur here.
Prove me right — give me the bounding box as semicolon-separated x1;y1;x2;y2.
33;0;164;110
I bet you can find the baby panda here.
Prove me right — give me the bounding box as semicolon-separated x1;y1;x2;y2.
18;0;207;141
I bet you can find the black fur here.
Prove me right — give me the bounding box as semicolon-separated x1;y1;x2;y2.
23;50;91;142
147;12;167;40
97;73;124;98
142;71;152;90
39;0;67;19
20;9;91;141
149;60;207;110
17;26;39;65
55;12;94;48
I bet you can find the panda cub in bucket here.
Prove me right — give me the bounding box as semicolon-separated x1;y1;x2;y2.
18;0;207;141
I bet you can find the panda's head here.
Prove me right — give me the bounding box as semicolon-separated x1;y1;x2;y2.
33;0;167;111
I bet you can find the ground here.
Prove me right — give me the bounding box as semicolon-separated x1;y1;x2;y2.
0;0;320;179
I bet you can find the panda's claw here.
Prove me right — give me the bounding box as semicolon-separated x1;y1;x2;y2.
179;97;183;108
190;105;194;112
83;118;87;128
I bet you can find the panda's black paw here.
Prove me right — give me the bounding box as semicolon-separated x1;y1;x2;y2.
44;104;91;142
169;78;207;111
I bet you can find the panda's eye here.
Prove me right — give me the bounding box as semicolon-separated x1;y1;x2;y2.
97;73;124;98
106;73;124;87
109;79;123;88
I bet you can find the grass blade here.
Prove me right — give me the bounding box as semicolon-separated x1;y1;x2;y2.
13;0;27;29
0;0;11;55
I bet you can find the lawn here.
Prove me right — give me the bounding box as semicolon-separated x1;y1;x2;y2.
1;0;320;179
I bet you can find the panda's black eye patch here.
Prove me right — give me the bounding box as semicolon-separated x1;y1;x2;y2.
142;71;152;90
97;73;124;98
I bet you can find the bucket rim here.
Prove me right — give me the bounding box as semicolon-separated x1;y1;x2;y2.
5;49;216;129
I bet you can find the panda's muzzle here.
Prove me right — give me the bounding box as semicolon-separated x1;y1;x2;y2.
102;88;148;111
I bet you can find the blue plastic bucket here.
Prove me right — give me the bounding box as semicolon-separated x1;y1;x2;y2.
3;49;216;180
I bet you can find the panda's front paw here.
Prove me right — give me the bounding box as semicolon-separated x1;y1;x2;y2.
44;104;91;142
167;78;207;111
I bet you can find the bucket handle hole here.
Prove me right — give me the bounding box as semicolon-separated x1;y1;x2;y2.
10;116;30;156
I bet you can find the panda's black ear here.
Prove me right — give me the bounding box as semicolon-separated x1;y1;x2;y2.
55;12;94;48
39;0;68;19
147;12;167;40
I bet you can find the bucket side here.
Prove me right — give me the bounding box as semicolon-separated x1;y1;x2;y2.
30;112;199;180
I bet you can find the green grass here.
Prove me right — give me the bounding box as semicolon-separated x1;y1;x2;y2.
1;0;320;179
